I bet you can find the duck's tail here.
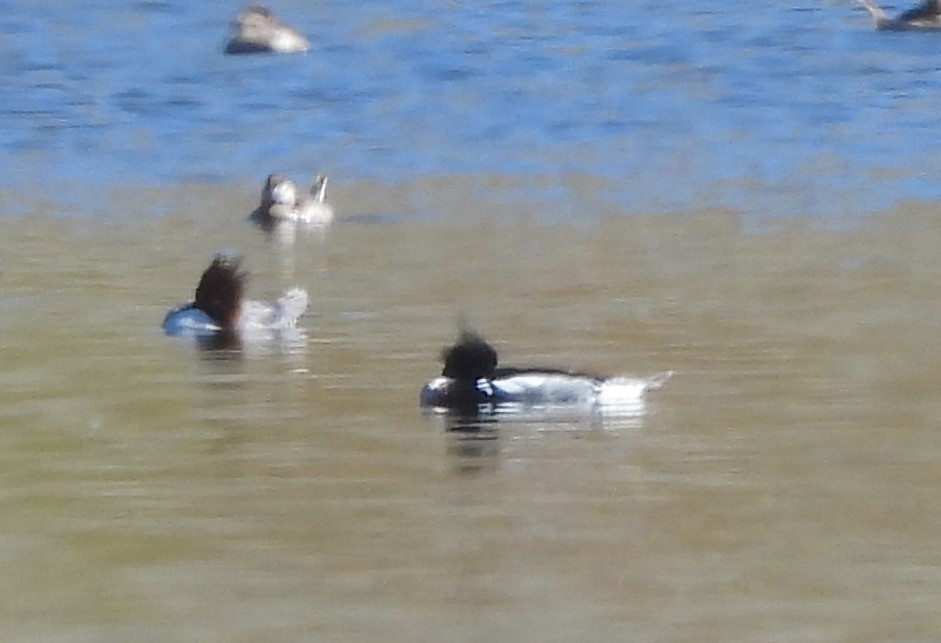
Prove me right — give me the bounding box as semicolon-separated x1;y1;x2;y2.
857;0;893;28
311;174;328;203
275;288;309;327
643;371;673;392
595;371;672;408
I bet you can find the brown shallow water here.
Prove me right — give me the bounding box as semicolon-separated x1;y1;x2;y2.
2;180;941;642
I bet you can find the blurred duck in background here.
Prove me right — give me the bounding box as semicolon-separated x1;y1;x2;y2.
249;173;334;227
225;4;310;54
858;0;941;29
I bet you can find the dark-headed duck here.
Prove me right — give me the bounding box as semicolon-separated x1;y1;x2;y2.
420;330;671;415
162;254;308;338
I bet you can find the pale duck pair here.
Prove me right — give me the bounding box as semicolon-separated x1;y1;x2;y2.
250;174;334;226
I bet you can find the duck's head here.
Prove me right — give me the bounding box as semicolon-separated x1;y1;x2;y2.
228;4;309;53
193;255;246;330
441;330;498;381
262;174;298;207
234;4;277;31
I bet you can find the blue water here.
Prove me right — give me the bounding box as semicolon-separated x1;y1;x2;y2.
3;0;941;216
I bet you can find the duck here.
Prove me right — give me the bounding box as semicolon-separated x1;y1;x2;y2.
224;4;310;54
420;330;671;415
249;173;334;226
858;0;941;30
162;254;308;340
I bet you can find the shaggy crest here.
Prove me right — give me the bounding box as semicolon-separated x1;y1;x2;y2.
440;330;498;381
194;255;246;329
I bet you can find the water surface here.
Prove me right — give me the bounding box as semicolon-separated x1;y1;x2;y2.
4;1;941;215
3;1;941;641
4;192;941;640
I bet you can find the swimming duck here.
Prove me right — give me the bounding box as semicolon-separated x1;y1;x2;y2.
162;254;308;339
858;0;941;29
420;330;671;415
249;173;334;226
225;4;310;54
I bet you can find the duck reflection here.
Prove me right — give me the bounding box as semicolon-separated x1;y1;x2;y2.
429;412;502;474
195;328;243;354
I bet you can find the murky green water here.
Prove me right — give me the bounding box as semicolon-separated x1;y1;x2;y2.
2;181;941;642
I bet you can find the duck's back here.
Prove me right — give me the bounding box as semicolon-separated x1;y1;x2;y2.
490;368;602;405
162;305;221;337
899;0;941;22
